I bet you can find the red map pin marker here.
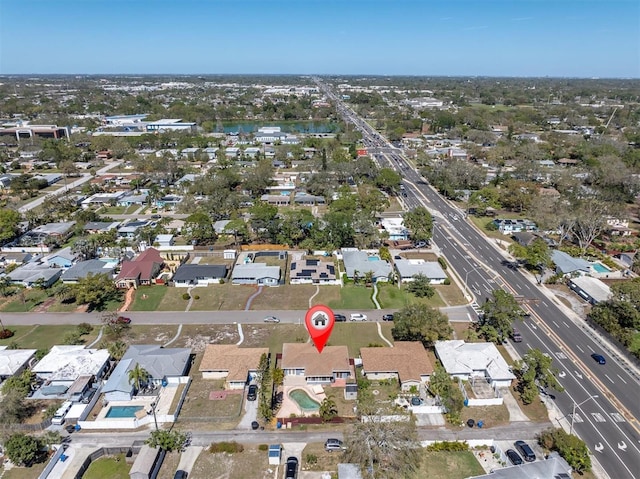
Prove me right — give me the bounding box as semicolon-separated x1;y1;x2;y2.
305;304;335;354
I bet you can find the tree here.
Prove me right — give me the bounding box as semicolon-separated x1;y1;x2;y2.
509;238;551;284
427;364;464;424
3;433;42;466
513;348;564;404
73;273;121;310
0;209;21;244
319;397;338;422
343;400;421;479
375;168;402;193
128;363;150;393
184;211;217;245
538;428;591;473
108;340;128;360
480;290;523;343
0;389;30;424
101;310;130;338
573;199;608;254
403;206;433;242
405;274;435;298
145;429;187;453
391;304;452;348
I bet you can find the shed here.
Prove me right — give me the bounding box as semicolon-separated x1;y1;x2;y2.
344;383;358;401
129;445;161;479
268;444;282;465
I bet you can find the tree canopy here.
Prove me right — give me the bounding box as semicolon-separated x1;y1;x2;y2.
391;304;451;347
479;290;523;343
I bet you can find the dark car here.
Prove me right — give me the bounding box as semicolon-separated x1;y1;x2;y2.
334;314;347;322
382;314;394;321
247;384;258;401
506;449;523;466
285;456;299;479
173;471;188;479
514;440;536;462
116;316;131;324
65;424;76;434
251;421;260;430
591;353;606;365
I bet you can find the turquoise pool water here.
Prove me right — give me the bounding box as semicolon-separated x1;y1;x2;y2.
592;263;611;273
105;406;143;418
289;389;320;411
367;256;380;262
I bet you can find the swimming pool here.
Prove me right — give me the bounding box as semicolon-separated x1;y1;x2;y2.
592;263;611;273
367;256;380;262
105;405;143;418
289;389;320;411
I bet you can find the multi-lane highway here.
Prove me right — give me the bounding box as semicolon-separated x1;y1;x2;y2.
316;78;640;479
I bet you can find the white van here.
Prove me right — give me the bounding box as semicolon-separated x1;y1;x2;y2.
51;401;73;425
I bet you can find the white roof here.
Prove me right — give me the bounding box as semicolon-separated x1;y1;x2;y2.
0;347;37;377
570;276;612;303
395;259;446;280
32;345;110;381
435;340;515;381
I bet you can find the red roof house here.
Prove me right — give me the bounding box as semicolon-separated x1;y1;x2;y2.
115;248;164;289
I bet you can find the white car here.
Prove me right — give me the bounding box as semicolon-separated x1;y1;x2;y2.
350;313;367;321
263;316;280;323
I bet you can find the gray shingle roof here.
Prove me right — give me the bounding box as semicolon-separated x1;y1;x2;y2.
61;259;114;282
552;250;591;274
342;250;392;280
173;264;227;282
394;259;446;280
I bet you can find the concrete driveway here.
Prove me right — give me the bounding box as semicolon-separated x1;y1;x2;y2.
236;392;259;430
175;446;203;476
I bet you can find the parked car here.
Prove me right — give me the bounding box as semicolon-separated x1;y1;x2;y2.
65;424;76;434
263;316;280;323
506;449;523;466
324;438;345;452
151;214;162;219
116;316;131;324
591;353;606;365
511;328;523;342
382;314;394;321
514;440;536;462
334;314;347;322
173;471;188;479
247;384;258;401
285;456;299;479
251;421;260;430
350;313;367;321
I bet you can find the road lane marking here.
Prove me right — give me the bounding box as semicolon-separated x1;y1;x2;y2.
553;320;560;328
555;351;568;360
563;321;570;328
572;413;584;423
591;413;606;422
605;374;615;384
617;374;628;384
611;413;626;423
575;344;585;353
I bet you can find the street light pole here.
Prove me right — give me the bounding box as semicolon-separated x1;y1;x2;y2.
570;395;598;435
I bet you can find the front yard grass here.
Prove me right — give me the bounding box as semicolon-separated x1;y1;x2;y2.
129;286;169;311
190;445;267;479
460;403;510;428
412;451;484;479
82;454;130;479
327;323;394;356
123;325;180;345
179;367;243;422
0;324;97;350
301;442;344;472
0;289;49;312
249;284;317;310
2;462;47;479
327;285;376;310
375;283;446;309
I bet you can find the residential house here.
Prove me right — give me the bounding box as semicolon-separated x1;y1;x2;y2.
231;263;280;286
225;147;240;158
115;247;164;288
492;218;538;235
338;464;364;479
44;247;78;268
260;194;291;206
61;259;115;284
5;262;62;288
290;258;339;285
118;191;148;207
117;220;150;239
0;252;32;267
394;259;447;285
616;252;635;269
172;264;227;287
103;344;192;402
341;249;392;283
605;217;633;237
32;173;63;185
551;250;591;276
83;221;120;234
467;452;572;479
379;217;410;241
32;345;109;396
293;192;325;206
30;222;76;242
129;445;162;479
360;342;433;391
213;220;232;234
568;276;612;305
155;195;183;209
511;231;538;247
281;343;353;384
199;345;269;389
154;234;174;247
434;340;515;388
0;346;37;381
81;191;127;209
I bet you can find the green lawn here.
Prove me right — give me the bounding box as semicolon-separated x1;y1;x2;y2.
0;325;98;350
2;462;47;479
412;451;484;479
0;289;49;312
83;454;130;479
129;286;169;311
327;286;376;309
376;283;446;309
328;323;394;356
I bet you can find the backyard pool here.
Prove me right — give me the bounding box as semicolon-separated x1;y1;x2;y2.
592;263;611;273
289;389;320;411
105;405;143;418
367;255;380;262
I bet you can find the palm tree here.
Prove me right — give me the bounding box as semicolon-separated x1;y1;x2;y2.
108;340;128;360
128;363;150;393
319;397;338;422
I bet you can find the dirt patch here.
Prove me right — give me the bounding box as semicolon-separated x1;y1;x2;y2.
175;324;241;353
33;297;56;312
191;446;271;479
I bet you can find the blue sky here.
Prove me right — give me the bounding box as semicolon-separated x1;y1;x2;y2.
1;0;638;77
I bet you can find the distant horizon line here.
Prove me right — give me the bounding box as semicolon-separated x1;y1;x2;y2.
0;73;638;80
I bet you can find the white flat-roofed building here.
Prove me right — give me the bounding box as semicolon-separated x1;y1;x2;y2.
379;217;410;241
569;276;612;305
32;345;110;383
146;118;196;132
395;259;447;285
0;346;37;380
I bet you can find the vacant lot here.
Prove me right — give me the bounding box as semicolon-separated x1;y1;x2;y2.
129;286;168;311
412;451;484;479
0;324;98;350
460;403;510;428
179;367;243;424
171;324;240;352
249;284;317;310
2;462;47;479
190;446;269;479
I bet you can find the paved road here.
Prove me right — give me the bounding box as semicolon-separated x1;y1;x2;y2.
316;78;640;479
